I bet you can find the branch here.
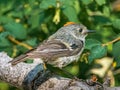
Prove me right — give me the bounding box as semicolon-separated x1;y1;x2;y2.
8;35;33;50
0;52;120;90
102;37;120;46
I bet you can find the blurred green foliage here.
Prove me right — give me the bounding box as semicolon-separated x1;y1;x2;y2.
0;0;120;89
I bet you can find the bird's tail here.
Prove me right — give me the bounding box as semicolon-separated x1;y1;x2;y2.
9;54;28;65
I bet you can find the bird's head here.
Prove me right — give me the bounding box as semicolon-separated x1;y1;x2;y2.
63;22;95;40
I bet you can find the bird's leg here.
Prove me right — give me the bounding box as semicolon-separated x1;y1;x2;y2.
43;63;47;70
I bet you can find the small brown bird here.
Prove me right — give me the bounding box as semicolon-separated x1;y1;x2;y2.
9;22;94;68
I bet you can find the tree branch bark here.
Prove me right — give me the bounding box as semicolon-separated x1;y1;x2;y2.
0;52;120;90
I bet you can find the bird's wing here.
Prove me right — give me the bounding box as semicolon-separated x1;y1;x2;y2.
10;39;83;65
27;39;83;60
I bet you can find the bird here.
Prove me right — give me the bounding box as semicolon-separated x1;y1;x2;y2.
9;22;94;68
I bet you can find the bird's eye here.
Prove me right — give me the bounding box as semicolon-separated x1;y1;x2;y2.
79;28;83;32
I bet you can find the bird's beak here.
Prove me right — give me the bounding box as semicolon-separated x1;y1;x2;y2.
87;30;95;33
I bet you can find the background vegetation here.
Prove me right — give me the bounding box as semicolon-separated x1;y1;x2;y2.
0;0;120;89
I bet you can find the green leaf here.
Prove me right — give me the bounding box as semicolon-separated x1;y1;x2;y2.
16;45;28;53
0;47;13;56
92;15;110;24
0;0;14;14
63;6;79;22
0;38;11;47
25;38;37;47
30;14;40;29
112;19;120;30
4;22;27;40
25;59;33;63
95;0;106;6
88;45;107;63
60;0;75;6
10;11;23;18
113;41;120;66
0;16;14;24
39;0;56;9
85;39;101;50
0;81;9;90
0;32;11;47
0;31;10;38
28;0;35;6
103;6;110;17
81;0;92;5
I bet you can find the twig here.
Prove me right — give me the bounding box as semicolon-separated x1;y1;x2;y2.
8;35;33;50
102;37;120;46
11;46;17;58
